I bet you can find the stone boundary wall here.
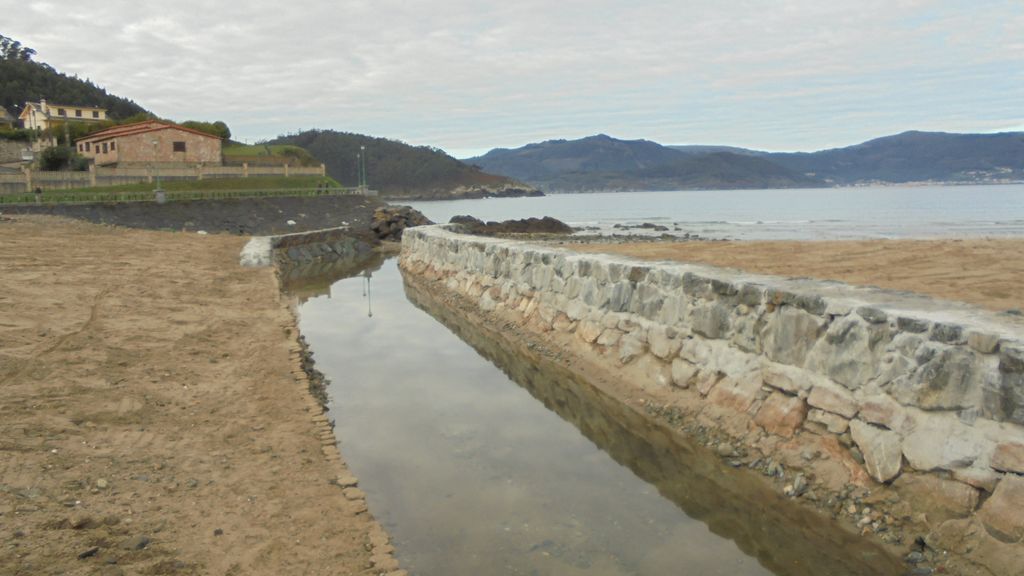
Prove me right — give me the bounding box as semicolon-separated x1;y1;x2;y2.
0;163;327;193
400;225;1024;565
240;226;373;270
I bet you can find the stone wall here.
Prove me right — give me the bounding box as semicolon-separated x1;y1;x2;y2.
400;225;1024;570
241;226;374;275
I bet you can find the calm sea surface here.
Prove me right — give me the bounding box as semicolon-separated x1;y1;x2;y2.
407;184;1024;240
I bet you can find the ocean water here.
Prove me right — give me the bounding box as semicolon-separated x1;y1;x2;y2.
407;184;1024;240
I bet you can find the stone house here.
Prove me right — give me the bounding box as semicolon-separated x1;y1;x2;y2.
75;120;223;167
0;107;15;129
19;99;107;131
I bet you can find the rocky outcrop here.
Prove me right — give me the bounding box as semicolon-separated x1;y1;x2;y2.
400;224;1024;575
370;205;432;241
449;215;574;236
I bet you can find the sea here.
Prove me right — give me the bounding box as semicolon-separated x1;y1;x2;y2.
407;184;1024;240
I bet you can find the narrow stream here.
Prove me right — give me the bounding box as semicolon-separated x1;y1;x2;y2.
295;258;903;576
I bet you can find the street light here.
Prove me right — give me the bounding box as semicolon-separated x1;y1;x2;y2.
151;139;165;203
360;145;367;191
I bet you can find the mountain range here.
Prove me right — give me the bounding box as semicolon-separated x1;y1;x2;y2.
468;131;1024;192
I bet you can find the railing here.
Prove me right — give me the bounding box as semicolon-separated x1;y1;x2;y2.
0;186;373;206
0;162;328;193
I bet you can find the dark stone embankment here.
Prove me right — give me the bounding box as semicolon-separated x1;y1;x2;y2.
2;195;386;237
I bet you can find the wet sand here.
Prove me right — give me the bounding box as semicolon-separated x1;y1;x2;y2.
0;215;385;575
569;238;1024;312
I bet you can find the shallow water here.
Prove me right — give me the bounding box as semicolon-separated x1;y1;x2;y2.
296;259;903;575
406;184;1024;240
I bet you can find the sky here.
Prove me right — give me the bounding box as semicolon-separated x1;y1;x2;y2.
4;0;1023;157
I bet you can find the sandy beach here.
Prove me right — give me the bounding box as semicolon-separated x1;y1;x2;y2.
569;238;1024;312
0;215;391;575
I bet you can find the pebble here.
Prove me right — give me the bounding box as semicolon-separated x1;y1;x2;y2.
78;547;100;559
905;551;925;564
121;535;151;550
95;478;108;489
213;528;223;536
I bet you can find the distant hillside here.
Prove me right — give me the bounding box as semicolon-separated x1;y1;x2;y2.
766;131;1024;184
0;34;146;120
668;144;764;156
270;130;538;199
467;134;820;191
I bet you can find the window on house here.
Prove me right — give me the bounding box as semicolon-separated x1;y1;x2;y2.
75;110;82;117
58;108;66;116
85;142;91;151
102;143;108;153
173;141;186;152
110;141;115;151
92;111;99;118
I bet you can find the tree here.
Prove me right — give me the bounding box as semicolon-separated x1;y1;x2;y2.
181;120;231;140
0;34;147;119
1;34;36;61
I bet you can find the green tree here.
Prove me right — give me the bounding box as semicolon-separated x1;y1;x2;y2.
0;34;36;61
181;120;231;139
0;34;147;119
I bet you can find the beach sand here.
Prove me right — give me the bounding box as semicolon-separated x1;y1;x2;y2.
0;215;384;575
569;238;1024;312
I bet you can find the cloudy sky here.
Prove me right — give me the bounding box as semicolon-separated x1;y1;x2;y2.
4;0;1022;157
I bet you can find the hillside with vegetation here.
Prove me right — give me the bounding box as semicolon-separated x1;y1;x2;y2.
467;134;821;191
765;131;1024;184
0;34;146;121
269;130;539;199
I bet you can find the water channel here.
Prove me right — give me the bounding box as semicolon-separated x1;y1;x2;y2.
293;258;904;576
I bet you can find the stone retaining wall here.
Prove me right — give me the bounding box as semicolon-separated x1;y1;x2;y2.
241;226;373;270
400;225;1024;569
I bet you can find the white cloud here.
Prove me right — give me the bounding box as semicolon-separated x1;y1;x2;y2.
3;0;1021;152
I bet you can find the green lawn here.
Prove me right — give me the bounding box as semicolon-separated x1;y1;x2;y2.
0;176;346;205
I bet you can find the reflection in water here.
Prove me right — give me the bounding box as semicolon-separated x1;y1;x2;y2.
362;269;374;318
295;259;903;576
403;276;904;576
282;251;385;304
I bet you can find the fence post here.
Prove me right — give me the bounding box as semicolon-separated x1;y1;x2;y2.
320;163;326;177
147;165;153;184
243;162;249;178
89;164;97;187
284;163;290;177
23;166;32;193
197;164;203;181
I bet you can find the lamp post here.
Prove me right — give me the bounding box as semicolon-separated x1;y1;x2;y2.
151;139;165;203
355;151;361;190
360;145;367;191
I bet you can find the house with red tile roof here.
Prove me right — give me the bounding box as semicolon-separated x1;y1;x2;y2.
75;120;223;167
